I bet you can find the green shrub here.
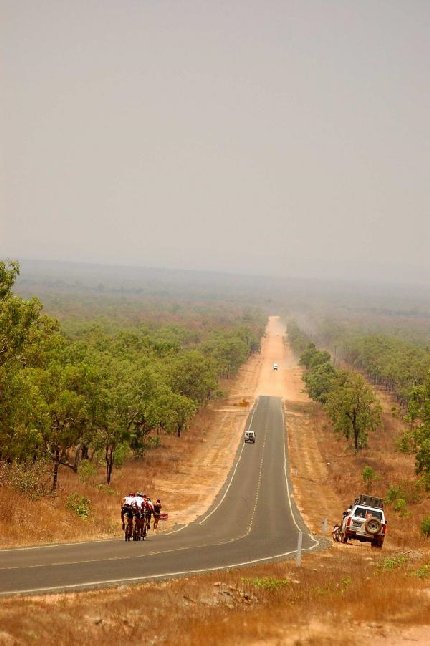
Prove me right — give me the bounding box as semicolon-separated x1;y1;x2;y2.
385;485;401;503
393;498;408;516
411;564;430;579
385;481;422;506
396;430;414;454
421;516;430;537
66;493;91;519
362;466;376;491
418;473;430;492
380;554;408;571
244;576;291;591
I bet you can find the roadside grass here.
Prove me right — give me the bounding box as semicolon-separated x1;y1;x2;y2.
1;551;429;645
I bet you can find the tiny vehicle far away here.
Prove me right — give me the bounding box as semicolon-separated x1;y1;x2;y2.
244;429;256;443
273;363;278;371
332;494;387;548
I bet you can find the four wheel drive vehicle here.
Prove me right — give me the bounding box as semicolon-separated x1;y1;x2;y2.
244;430;256;443
273;363;278;371
336;494;387;548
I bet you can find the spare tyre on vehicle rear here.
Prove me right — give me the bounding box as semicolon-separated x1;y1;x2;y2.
364;517;382;535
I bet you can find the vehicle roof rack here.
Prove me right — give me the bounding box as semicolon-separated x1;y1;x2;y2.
353;494;384;509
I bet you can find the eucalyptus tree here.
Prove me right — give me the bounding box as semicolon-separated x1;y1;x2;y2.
303;361;338;404
325;371;382;451
0;261;60;370
167;350;218;405
0;365;47;462
38;361;90;490
0;260;64;474
0;260;20;298
141;385;196;438
202;329;255;378
287;320;310;357
299;344;331;370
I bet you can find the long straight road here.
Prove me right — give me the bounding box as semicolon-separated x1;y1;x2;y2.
0;396;317;596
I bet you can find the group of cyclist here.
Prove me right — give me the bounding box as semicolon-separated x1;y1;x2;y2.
121;492;162;541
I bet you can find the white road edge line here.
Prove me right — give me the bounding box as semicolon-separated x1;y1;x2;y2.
198;401;259;526
167;400;259;533
0;543;320;597
282;401;319;547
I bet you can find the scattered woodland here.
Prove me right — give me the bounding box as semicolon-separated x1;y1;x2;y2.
288;316;430;487
0;260;264;495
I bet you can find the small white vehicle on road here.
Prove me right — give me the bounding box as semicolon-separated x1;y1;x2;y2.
273;363;278;371
334;494;387;548
244;430;256;443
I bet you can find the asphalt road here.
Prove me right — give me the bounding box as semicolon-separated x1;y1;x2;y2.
0;396;318;596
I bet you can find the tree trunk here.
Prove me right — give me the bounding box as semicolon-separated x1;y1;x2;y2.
352;410;359;451
52;446;60;491
106;445;113;484
73;445;82;471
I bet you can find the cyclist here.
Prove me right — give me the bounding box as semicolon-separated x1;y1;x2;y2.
153;499;162;530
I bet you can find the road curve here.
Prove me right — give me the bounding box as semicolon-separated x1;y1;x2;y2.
0;396;318;596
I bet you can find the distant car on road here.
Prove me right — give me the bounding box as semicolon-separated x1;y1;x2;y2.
273;363;278;371
244;430;256;443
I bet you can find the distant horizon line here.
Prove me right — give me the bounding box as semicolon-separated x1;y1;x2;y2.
7;254;430;292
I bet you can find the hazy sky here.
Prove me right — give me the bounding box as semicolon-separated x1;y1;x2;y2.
2;1;429;283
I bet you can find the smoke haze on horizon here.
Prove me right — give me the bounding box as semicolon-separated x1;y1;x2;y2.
2;1;429;285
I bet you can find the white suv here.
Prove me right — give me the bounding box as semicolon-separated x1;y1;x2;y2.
338;495;387;548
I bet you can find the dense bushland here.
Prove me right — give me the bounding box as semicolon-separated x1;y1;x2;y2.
0;260;263;492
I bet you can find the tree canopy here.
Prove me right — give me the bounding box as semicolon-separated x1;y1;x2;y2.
0;260;263;489
289;321;382;451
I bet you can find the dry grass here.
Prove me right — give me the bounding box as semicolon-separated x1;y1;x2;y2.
1;551;429;645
